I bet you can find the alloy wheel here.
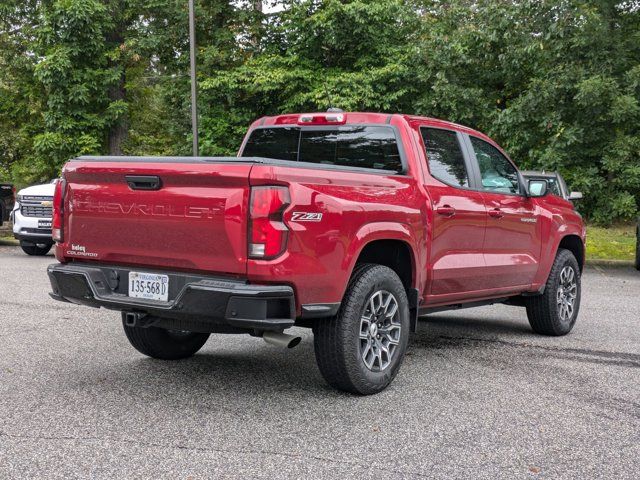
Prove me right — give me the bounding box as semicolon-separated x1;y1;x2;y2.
359;290;402;371
556;265;577;322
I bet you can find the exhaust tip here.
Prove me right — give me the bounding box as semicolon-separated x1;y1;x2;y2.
262;331;302;349
287;336;302;349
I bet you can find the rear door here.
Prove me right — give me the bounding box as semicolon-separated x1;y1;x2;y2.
465;135;541;289
63;159;252;275
419;126;487;301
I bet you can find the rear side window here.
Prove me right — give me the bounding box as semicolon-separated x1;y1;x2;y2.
420;128;470;188
242;126;402;172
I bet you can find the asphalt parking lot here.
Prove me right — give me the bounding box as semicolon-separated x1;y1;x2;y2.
0;244;638;479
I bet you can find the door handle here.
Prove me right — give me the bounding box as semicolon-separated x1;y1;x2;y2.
126;175;162;191
488;208;504;218
436;205;456;217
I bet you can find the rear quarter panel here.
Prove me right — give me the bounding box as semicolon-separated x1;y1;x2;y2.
247;166;427;311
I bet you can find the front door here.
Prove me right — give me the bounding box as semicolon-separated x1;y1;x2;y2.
467;135;541;289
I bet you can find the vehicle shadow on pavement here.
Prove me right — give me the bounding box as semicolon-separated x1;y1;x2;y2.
85;337;341;401
418;313;533;337
72;313;537;402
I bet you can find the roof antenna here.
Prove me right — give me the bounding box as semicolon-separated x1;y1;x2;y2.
323;82;343;113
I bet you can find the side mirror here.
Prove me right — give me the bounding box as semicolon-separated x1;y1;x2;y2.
527;179;548;197
568;191;583;201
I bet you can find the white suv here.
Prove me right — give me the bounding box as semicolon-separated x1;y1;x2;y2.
11;180;57;255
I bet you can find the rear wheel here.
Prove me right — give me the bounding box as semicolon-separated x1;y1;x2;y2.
313;264;410;395
525;249;581;336
122;314;210;360
20;241;52;256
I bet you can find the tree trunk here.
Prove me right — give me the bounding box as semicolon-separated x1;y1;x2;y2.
106;12;128;156
108;69;128;155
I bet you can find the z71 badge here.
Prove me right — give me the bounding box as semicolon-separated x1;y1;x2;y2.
291;212;323;222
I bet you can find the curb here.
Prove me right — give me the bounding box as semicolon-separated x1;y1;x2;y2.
0;238;18;246
586;259;635;267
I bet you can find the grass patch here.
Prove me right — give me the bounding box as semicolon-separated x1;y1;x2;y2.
586;224;636;261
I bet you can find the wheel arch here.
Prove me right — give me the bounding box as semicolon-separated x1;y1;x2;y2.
354;239;415;293
558;234;585;272
343;222;421;298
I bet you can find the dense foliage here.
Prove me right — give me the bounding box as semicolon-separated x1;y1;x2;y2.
0;0;638;223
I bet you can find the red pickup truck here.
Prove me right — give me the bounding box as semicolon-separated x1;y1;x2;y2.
48;111;585;394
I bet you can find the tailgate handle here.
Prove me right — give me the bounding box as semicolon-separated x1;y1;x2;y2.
126;175;162;191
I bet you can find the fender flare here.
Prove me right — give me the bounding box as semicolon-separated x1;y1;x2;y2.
533;221;585;289
341;222;422;331
343;222;418;275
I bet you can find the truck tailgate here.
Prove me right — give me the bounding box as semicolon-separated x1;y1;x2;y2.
61;159;252;275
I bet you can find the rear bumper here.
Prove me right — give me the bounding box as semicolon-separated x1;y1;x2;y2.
47;263;295;332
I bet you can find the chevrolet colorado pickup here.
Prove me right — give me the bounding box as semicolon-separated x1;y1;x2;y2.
47;111;586;394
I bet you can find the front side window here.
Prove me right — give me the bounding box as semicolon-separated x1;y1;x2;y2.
243;126;402;172
420;128;470;188
470;136;520;194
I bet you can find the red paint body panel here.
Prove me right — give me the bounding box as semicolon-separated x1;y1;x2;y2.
55;112;586;316
57;161;251;275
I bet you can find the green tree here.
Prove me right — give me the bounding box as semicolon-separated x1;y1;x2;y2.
0;1;42;183
412;0;640;223
1;0;638;223
198;0;422;154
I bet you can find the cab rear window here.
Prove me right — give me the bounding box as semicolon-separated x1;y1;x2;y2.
242;126;403;172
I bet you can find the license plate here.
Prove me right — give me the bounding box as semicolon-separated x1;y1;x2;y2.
38;220;52;229
128;272;169;301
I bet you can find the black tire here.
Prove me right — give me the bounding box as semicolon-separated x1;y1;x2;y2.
20;241;52;256
122;314;210;360
313;264;410;395
525;249;581;336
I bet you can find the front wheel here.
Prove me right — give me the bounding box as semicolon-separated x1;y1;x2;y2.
313;264;410;395
122;314;210;360
525;249;581;336
20;241;52;256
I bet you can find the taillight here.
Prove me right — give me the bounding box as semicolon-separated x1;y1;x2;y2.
11;185;16;201
249;186;290;259
52;178;66;243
